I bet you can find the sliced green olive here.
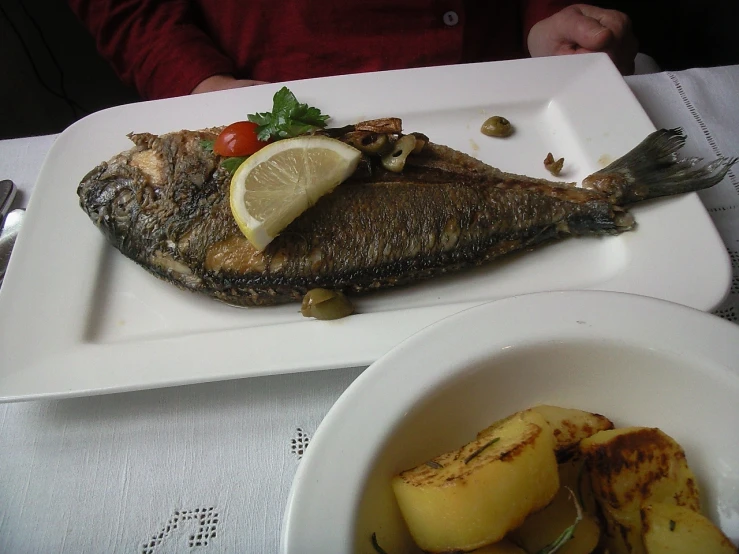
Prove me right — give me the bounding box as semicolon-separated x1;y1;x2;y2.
301;288;355;320
381;134;417;173
481;116;513;138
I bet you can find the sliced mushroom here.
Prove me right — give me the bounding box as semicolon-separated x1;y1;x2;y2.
381;135;417;173
410;132;429;154
544;152;565;176
342;131;390;154
355;118;403;134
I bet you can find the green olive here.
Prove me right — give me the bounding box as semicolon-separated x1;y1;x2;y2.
301;288;355;320
481;116;513;138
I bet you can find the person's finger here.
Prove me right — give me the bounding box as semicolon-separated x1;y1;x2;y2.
577;5;630;34
554;6;614;51
576;5;637;52
566;6;638;74
527;4;638;75
192;76;269;94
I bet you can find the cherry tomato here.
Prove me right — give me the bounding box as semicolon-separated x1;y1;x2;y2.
214;121;270;157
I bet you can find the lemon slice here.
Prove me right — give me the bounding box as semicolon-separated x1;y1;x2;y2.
229;135;361;250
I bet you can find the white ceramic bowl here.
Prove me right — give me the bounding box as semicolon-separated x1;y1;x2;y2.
281;291;739;553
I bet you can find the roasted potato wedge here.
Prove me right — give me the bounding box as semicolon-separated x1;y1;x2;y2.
392;411;558;553
580;427;701;554
641;502;737;554
478;405;613;461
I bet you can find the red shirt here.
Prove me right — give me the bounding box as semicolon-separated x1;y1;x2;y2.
68;0;575;100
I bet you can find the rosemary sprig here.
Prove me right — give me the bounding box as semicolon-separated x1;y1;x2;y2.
669;519;676;531
371;532;389;554
464;437;500;464
425;460;443;469
536;487;583;554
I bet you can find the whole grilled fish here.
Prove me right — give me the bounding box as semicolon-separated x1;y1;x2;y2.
77;123;735;307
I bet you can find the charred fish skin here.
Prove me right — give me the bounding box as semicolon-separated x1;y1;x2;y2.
225;165;622;297
77;125;736;307
78;129;234;290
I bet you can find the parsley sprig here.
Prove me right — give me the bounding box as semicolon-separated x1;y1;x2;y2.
201;87;330;174
201;139;248;173
248;87;329;141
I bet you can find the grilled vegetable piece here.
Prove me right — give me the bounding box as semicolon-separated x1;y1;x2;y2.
579;427;701;554
478;405;614;462
641;503;737;554
508;459;600;554
391;411;558;553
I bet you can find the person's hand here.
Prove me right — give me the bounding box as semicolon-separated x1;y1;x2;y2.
527;4;638;75
191;74;268;94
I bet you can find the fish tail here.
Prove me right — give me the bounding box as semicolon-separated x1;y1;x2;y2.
582;128;737;204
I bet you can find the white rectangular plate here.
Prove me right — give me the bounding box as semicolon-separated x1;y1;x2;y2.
0;53;730;401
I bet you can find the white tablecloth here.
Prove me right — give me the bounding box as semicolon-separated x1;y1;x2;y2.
1;65;738;553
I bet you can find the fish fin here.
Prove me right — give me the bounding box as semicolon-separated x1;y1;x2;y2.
583;128;737;203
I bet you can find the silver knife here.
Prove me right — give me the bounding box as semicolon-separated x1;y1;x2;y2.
0;209;24;287
0;180;16;225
